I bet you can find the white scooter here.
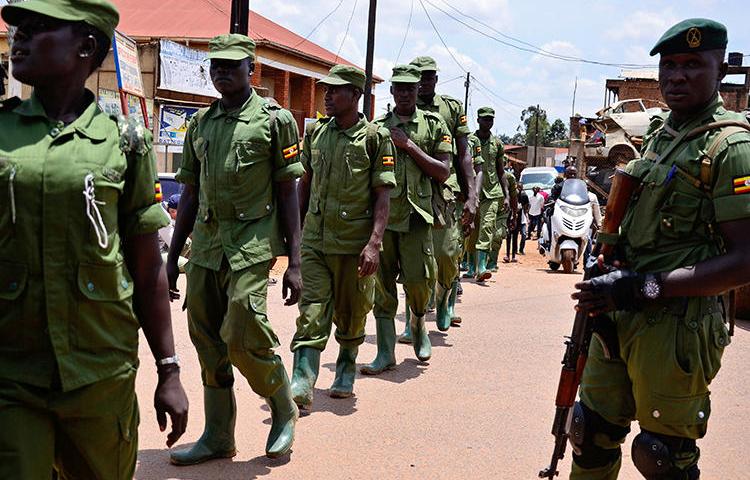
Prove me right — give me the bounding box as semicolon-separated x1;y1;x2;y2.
539;179;593;273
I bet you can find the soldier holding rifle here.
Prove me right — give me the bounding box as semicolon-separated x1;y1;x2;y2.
542;19;750;480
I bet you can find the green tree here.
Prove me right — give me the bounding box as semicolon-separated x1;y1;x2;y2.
547;119;569;147
518;105;550;147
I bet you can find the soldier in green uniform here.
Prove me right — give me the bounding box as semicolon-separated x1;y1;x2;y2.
167;34;303;462
360;64;452;374
570;19;750;479
289;65;396;410
0;1;188;478
465;107;509;282
409;56;479;332
494;166;518;268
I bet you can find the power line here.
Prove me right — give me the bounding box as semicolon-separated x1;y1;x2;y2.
293;0;346;49
436;75;464;86
395;0;415;64
417;0;468;73
471;75;524;109
426;0;655;69
335;0;359;61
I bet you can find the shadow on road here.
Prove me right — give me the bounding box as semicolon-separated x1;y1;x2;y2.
357;358;428;385
136;449;291;480
735;319;750;332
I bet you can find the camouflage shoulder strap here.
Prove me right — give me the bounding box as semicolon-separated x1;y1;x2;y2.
365;122;380;162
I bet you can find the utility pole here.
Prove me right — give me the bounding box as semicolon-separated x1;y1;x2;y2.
533;104;540;166
363;0;377;120
230;0;250;35
463;72;471;114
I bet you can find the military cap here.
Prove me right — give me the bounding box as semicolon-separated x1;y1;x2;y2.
390;64;421;84
477;107;495;118
410;56;440;72
208;34;256;61
318;64;366;91
650;18;728;56
1;0;120;40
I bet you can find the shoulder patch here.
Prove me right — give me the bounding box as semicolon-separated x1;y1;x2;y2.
117;115;149;155
732;175;750;195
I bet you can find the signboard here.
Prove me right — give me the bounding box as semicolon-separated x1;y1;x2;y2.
97;88;153;126
111;31;145;97
159;40;220;98
158;105;200;146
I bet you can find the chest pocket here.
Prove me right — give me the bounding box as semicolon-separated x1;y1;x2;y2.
0;158;17;233
230;140;274;222
342;143;372;206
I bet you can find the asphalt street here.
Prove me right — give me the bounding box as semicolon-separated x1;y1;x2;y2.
133;241;750;479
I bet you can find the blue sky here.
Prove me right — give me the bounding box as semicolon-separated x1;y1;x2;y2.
254;0;750;135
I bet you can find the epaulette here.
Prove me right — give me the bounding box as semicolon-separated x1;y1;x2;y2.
0;96;21;112
439;94;463;108
115;115;148;155
422;110;444;122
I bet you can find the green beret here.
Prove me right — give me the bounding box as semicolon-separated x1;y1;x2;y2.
477;107;495;118
390;64;421;84
650;18;728;56
1;0;119;40
409;56;439;72
318;64;366;91
208;34;256;61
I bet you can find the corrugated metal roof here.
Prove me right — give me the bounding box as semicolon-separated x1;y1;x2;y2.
2;0;378;78
619;69;659;80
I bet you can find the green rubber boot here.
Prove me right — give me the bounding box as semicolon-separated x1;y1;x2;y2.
360;317;397;375
435;283;451;332
170;387;237;466
476;250;492;282
398;306;413;344
330;345;358;398
448;280;462;326
487;249;499;272
290;347;321;411
427;288;436;313
265;379;299;458
462;252;476;278
410;311;432;361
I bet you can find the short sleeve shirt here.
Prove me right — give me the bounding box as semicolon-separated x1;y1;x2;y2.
621;95;750;272
301;116;396;254
475;132;504;200
373;109;453;232
176;91;305;271
0;91;168;391
467;134;484;166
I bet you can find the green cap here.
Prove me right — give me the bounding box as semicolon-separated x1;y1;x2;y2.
410;56;439;72
390;64;421;84
318;64;366;90
650;18;728;56
208;34;256;61
1;0;119;40
477;107;495;118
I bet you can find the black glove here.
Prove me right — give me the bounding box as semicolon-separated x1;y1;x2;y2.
572;269;644;315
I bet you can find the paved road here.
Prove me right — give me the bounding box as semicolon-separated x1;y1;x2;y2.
134;242;750;479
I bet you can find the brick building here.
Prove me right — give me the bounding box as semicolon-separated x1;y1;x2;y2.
0;0;382;171
605;64;750;113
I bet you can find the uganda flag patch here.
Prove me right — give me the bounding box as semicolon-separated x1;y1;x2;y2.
154;181;163;202
283;144;299;160
382;156;395;167
459;115;467;125
733;175;750;195
442;135;452;144
475;146;481;155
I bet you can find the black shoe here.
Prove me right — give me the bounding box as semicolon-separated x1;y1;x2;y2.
456;282;463;296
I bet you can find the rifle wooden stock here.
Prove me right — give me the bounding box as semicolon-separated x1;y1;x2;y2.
599;168;640;258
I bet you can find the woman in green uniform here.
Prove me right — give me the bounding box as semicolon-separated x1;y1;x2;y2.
0;1;188;478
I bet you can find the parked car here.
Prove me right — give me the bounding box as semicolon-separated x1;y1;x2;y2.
158;173;183;203
519;166;559;196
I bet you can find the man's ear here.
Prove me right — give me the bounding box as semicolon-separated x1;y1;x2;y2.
248;59;256;76
718;61;728;82
79;34;97;59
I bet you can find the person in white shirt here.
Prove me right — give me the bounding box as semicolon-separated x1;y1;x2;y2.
527;185;545;239
160;194;190;271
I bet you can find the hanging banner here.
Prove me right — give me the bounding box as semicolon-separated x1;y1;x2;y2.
97;88;153;126
159;40;220;98
158;105;200;146
111;31;145;97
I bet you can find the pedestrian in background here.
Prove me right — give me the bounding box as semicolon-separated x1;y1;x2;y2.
528;185;545;239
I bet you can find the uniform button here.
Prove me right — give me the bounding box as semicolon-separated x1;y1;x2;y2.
8;281;18;292
341;211;348;217
225;118;233;124
239;213;246;218
718;337;726;346
689;321;698;329
121;279;129;289
87;282;95;292
698;411;706;419
266;204;272;211
50;127;61;137
652;409;661;419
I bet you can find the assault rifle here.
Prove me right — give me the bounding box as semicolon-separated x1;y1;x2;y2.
539;168;640;478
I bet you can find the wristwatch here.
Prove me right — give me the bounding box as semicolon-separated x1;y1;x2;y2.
156;354;180;368
641;273;662;300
